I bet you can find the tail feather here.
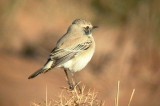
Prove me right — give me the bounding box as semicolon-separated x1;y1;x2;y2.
28;68;48;79
28;60;54;79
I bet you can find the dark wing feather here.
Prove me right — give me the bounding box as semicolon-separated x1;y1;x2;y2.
73;40;92;51
50;41;92;67
54;52;77;67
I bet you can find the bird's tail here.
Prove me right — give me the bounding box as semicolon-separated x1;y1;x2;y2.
28;60;54;79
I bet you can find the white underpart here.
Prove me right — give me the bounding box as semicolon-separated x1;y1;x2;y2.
59;50;94;73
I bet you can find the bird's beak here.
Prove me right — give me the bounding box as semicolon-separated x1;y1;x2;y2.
93;26;98;29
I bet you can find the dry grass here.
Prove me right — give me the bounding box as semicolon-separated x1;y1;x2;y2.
30;84;105;106
115;81;135;106
30;81;135;106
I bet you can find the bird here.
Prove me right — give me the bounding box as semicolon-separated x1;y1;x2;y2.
28;19;98;90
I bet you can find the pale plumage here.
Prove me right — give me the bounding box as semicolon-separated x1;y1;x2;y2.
28;19;97;90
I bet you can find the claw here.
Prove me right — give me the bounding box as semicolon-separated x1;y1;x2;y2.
69;84;74;90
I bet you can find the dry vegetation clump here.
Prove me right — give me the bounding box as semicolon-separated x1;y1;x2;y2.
30;81;135;106
31;84;105;106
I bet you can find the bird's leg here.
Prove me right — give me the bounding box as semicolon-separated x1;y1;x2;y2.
64;69;81;93
64;69;74;90
72;73;82;93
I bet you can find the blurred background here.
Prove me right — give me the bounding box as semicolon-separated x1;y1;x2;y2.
0;0;160;106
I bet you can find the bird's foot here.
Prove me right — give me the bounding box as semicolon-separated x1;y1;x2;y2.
69;83;74;90
68;83;82;94
75;83;82;94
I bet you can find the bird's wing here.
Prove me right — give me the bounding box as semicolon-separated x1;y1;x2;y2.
50;37;92;67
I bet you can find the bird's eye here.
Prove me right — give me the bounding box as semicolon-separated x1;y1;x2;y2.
83;26;91;35
86;26;89;29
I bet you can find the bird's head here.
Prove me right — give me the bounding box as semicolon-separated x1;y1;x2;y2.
68;19;98;36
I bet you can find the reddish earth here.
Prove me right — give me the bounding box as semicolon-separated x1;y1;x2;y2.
0;53;68;106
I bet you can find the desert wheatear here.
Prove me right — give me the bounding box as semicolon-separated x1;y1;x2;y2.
28;19;98;90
